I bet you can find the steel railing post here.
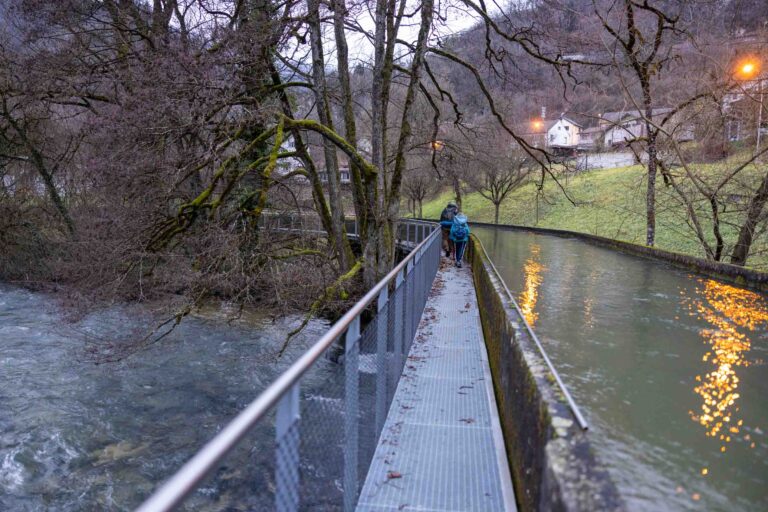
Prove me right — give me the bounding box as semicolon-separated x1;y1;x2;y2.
375;287;389;437
344;316;360;512
403;259;412;355
414;256;420;342
393;269;404;385
275;383;300;512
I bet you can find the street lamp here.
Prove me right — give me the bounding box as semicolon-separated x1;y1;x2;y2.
735;58;764;154
740;61;757;77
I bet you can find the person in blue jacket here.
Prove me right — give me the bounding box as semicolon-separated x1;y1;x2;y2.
449;213;470;268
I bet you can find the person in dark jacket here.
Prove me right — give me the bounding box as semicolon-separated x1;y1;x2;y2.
449;213;470;268
439;201;458;257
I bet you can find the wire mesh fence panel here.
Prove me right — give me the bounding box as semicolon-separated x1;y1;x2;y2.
374;295;390;440
276;420;300;512
296;337;347;511
386;279;400;410
355;312;386;501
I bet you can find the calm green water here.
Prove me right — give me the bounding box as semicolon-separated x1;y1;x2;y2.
0;285;337;510
475;227;768;512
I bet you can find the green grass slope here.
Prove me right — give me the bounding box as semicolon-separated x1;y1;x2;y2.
420;164;768;270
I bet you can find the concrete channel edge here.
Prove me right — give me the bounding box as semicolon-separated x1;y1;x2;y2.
476;299;518;511
468;236;626;512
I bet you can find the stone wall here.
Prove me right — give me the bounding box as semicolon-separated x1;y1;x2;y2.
468;237;625;512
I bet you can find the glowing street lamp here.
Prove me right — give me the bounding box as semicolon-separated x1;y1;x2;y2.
735;58;764;154
532;119;543;130
740;61;757;77
431;140;444;151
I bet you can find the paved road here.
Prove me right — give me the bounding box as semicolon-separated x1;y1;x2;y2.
577;151;636;170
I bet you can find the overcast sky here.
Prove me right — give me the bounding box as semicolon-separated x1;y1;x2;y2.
342;1;503;64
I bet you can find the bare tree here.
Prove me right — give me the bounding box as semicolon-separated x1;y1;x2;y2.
465;140;531;224
403;159;438;218
592;0;688;247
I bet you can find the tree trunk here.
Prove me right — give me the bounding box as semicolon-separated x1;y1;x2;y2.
646;138;657;247
452;173;463;210
644;93;657;247
384;0;433;275
364;0;390;287
4;108;74;234
731;169;768;265
332;0;370;243
307;0;353;270
269;61;336;244
494;202;500;224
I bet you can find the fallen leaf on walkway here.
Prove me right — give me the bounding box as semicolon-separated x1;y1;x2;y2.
459;418;475;424
387;471;403;479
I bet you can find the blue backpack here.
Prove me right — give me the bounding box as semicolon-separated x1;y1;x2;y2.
453;215;468;240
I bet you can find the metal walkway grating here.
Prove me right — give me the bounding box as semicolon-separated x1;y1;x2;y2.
357;262;516;512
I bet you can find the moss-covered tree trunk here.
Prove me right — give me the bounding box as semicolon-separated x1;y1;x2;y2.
308;0;354;271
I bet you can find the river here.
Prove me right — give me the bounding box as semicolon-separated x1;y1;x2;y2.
0;284;336;510
475;227;768;511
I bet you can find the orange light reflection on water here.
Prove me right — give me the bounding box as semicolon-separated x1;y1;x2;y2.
519;245;543;327
686;279;768;451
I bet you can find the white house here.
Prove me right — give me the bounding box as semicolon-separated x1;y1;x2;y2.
547;116;582;148
600;109;695;147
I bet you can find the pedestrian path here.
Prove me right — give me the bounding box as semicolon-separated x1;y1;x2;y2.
356;261;515;512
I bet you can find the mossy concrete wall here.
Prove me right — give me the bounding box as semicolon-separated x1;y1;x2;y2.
468;237;625;512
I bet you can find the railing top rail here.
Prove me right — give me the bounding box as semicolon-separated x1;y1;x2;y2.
474;235;589;431
136;220;440;512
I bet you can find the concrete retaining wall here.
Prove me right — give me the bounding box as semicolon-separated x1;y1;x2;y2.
468;237;625;512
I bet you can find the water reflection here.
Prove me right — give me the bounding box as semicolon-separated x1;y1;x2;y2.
519;244;543;327
686;279;768;450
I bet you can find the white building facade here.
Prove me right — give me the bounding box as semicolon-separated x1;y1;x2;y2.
547;116;582;148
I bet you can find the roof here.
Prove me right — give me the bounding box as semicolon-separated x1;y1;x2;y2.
554;115;583;128
600;108;673;124
581;125;604;134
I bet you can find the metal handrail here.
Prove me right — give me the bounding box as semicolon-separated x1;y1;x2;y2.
474;236;589;431
136;222;441;512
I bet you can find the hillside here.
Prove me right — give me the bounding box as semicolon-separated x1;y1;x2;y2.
420;164;768;271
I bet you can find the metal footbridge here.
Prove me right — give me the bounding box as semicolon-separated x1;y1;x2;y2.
135;219;583;512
